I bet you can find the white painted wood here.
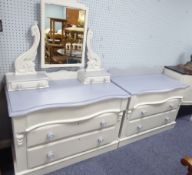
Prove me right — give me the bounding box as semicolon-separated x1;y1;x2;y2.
47;70;78;80
128;89;186;110
15;23;40;74
163;68;192;84
27;127;116;168
7;73;187;175
119;123;175;147
163;68;192;105
77;30;111;84
129;97;182;120
14;142;118;175
24;99;126;127
86;30;102;72
78;69;111;84
27;112;118;147
8;84;126;175
5;24;49;91
112;74;187;146
6;72;49;91
11;118;28;173
121;109;178;138
40;0;88;68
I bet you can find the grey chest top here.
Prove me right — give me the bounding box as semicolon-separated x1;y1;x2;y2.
112;74;188;95
6;79;129;117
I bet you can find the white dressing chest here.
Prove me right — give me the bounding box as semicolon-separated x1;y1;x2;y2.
6;79;129;175
5;74;188;175
112;74;188;146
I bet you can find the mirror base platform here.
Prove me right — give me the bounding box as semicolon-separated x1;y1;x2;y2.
78;69;111;84
6;71;49;91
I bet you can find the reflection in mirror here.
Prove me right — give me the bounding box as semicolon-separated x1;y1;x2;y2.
41;0;88;68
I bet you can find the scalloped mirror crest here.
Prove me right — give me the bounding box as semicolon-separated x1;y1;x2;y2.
78;29;111;84
6;23;49;91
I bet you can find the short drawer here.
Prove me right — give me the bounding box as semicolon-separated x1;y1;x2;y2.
27;112;118;147
129;98;181;120
27;127;116;168
122;109;178;138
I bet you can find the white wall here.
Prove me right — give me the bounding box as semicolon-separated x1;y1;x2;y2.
83;0;192;69
0;0;192;141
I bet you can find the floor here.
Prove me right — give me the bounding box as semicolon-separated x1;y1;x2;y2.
1;112;192;175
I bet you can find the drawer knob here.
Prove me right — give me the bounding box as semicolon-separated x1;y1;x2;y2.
16;84;22;90
47;132;55;141
47;151;55;161
38;82;44;88
169;104;174;110
100;120;107;129
97;137;104;145
141;110;146;117
137;125;143;132
165;117;170;124
103;78;108;83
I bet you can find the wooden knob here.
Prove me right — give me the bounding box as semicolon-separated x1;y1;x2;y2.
181;156;192;175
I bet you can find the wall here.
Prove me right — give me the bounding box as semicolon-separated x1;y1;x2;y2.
0;0;192;142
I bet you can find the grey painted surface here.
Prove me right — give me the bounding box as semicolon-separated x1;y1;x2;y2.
1;0;192;140
112;74;188;95
6;80;129;117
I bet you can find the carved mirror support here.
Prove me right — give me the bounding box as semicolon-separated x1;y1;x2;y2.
78;29;110;84
6;23;49;91
5;1;111;91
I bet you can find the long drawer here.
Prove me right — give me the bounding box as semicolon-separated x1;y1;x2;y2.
129;98;181;120
122;109;178;138
26;99;127;128
27;112;118;147
27;127;116;168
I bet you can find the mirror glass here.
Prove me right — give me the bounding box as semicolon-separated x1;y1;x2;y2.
41;1;88;68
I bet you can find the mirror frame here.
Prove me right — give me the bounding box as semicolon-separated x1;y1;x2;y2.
40;0;89;68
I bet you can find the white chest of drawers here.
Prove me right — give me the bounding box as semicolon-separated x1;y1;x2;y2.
6;74;188;175
163;67;192;105
6;80;129;175
112;74;188;147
